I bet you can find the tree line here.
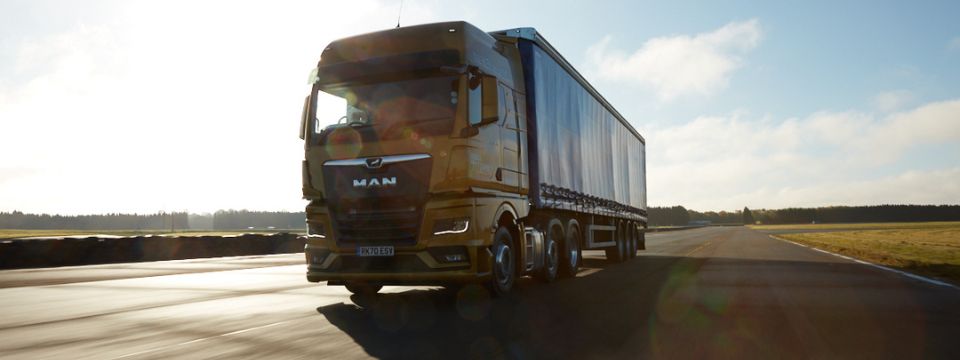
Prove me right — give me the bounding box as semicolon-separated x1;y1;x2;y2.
4;204;959;230
648;205;960;227
0;210;305;230
0;211;190;230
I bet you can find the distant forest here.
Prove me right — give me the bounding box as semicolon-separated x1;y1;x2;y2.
648;205;960;227
0;210;306;230
2;205;959;230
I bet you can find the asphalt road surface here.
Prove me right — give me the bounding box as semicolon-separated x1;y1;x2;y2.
1;226;958;359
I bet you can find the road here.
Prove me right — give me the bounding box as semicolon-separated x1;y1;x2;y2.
1;226;958;359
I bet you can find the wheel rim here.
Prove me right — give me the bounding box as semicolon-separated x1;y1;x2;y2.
568;229;579;268
547;234;559;274
495;244;512;287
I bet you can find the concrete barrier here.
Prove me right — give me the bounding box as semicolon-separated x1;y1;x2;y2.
0;233;306;270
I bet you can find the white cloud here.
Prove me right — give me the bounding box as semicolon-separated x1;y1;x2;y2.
647;99;960;210
872;90;913;112
587;19;761;101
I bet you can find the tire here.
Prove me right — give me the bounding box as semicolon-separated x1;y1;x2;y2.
606;221;626;263
344;282;382;295
559;222;582;278
638;229;646;250
628;223;638;259
536;222;561;283
487;225;516;296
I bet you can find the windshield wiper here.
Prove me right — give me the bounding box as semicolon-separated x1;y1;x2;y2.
348;122;372;128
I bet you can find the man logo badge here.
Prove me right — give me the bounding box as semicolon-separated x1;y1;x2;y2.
365;157;383;169
353;177;397;188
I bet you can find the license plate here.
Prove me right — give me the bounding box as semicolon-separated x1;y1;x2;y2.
357;246;394;257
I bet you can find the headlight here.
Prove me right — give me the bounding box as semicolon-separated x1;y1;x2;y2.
432;217;470;235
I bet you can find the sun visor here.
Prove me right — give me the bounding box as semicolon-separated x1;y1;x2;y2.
316;49;461;86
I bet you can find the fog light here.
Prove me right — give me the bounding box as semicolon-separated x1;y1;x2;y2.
432;217;470;235
306;249;330;265
443;254;466;262
428;246;468;264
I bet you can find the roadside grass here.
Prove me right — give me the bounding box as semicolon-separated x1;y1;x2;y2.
750;221;960;231
0;229;305;240
768;222;960;284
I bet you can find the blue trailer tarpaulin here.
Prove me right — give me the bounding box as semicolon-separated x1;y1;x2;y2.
519;40;646;216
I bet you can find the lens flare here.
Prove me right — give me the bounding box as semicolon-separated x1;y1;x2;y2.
324;126;363;159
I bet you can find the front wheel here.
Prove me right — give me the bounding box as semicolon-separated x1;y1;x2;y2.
487;226;516;296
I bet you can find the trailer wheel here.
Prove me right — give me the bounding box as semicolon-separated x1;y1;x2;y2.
606;221;626;263
487;226;516;296
559;223;581;278
628;223;638;259
344;282;382;295
536;222;561;282
638;228;646;250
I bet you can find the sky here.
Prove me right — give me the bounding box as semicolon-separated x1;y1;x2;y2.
1;0;958;215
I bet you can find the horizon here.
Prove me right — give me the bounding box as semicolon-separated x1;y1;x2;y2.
2;0;959;214
6;203;960;217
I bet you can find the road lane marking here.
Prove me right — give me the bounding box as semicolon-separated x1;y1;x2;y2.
110;320;292;359
684;241;711;256
770;235;959;291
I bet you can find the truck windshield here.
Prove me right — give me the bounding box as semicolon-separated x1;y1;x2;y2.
314;76;459;135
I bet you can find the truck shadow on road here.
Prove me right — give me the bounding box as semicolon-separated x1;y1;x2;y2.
316;255;671;359
315;254;956;360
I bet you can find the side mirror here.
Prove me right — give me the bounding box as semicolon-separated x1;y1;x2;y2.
300;94;310;140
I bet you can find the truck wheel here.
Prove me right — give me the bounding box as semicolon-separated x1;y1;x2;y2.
344;282;382;295
559;224;581;278
536;223;561;282
628;223;638;259
638;229;646;250
487;226;516;296
606;221;626;263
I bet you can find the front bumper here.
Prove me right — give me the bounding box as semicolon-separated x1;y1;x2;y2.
305;243;492;285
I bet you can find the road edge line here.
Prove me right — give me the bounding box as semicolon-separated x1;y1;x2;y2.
769;235;959;291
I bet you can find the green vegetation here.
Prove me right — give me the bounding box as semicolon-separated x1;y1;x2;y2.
764;222;960;284
742;207;754;225
0;229;304;240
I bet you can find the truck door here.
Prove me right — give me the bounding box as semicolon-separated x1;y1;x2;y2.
499;84;522;192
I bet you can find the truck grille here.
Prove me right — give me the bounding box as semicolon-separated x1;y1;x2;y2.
332;200;421;246
321;154;432;247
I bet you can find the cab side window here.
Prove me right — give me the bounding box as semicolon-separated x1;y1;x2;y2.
469;78;483;126
500;84;518;129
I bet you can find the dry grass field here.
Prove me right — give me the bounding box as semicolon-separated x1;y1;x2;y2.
755;222;960;284
751;221;960;231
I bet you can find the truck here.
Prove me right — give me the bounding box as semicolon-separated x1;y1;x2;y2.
300;21;647;296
